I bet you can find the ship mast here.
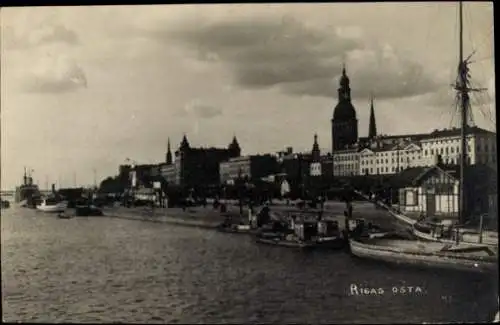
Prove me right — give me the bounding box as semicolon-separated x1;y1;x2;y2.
458;0;467;226
455;1;486;227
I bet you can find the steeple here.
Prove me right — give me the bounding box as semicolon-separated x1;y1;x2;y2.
228;134;241;157
338;62;351;102
311;133;321;161
166;137;173;164
180;134;190;151
368;93;377;139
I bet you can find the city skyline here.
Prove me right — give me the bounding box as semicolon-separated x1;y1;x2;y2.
1;3;495;190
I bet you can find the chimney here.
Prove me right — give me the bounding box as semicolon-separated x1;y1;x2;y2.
51;183;56;194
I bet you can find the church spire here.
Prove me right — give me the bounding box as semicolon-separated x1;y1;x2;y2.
166;137;173;164
368;93;377;139
311;133;321;161
338;63;351;102
228;134;241;157
180;133;190;151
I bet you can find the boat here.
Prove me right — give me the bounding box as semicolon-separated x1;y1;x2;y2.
254;209;346;250
1;200;10;209
58;212;73;219
349;233;497;274
36;197;68;213
74;204;103;216
412;219;498;250
373;1;498;253
14;168;41;208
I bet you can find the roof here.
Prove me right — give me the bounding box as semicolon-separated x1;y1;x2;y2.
423;126;495;139
389;166;430;188
442;164;497;192
389;164;497;192
333;101;357;121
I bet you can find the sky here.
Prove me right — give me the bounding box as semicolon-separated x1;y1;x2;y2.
1;2;495;190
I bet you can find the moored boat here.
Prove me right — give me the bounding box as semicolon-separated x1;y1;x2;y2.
412;221;498;250
36;197;68;213
349;234;497;274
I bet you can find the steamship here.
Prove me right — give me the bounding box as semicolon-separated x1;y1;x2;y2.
15;168;41;208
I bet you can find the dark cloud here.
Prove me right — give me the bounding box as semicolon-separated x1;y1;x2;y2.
157;16;361;89
23;58;87;94
152;16;440;100
184;101;223;119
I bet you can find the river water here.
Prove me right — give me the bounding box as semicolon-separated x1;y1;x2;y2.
2;205;498;324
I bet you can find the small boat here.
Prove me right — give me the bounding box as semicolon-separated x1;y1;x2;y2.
74;204;103;216
58;212;73;219
1;200;10;209
349;233;497;274
412;221;498;250
256;235;317;249
36;197;67;213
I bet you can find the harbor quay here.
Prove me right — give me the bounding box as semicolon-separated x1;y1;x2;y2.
98;199;397;231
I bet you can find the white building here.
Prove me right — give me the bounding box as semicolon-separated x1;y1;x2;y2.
359;141;430;175
420;127;497;167
332;148;359;176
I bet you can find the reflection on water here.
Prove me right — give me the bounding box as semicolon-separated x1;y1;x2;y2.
2;206;498;323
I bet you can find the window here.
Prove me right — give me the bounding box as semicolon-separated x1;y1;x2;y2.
405;190;418;206
485;144;489;152
392;167;395;172
376;168;379;173
435;183;454;195
385;159;388;164
370;168;373;173
424;149;428;156
445;147;448;154
431;149;434;155
385;167;389;172
392;158;395;163
451;147;454;153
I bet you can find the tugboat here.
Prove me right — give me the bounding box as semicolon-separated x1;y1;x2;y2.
14;168;41;208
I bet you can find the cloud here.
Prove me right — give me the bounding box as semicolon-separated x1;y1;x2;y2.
151;15;440;100
4;24;79;49
22;54;87;93
184;100;223;119
156;16;361;88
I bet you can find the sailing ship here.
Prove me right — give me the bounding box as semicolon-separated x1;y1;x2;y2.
408;2;498;249
349;232;497;274
15;168;41;208
349;1;498;274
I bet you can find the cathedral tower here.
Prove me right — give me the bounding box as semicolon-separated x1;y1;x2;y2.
331;64;359;152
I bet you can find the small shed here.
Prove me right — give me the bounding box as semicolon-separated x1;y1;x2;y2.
393;164;497;221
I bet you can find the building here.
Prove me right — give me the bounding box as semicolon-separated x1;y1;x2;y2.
219;154;279;185
332;146;359;176
310;134;322;176
359;140;430;175
394;164;497;222
160;134;241;188
129;164;157;188
331;64;358;152
419;126;497;168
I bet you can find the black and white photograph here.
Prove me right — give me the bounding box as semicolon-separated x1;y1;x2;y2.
1;2;498;323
